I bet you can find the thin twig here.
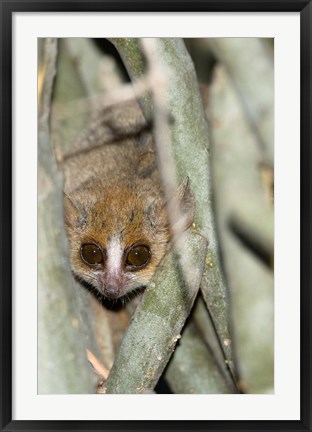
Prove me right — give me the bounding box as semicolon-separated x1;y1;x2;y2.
140;38;195;288
86;349;110;380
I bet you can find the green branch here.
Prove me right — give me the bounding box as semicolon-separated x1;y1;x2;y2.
107;38;237;391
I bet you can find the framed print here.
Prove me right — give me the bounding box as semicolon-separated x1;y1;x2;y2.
1;1;311;431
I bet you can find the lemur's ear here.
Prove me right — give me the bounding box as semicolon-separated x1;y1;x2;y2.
63;192;79;228
153;177;196;234
174;177;196;230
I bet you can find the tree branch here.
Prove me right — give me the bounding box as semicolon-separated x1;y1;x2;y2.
38;38;97;393
207;64;274;393
209;38;274;167
104;232;207;393
108;38;237;391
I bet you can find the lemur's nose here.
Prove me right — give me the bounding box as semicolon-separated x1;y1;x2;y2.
105;285;119;299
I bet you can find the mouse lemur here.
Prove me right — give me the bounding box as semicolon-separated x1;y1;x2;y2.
62;99;194;300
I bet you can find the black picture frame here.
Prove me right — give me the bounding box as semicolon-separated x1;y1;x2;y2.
1;1;311;431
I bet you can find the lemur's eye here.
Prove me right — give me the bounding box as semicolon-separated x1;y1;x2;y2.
80;243;103;265
125;245;150;269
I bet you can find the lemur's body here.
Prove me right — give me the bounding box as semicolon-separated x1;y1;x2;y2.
63;100;193;299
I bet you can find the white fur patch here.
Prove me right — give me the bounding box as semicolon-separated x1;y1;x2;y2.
107;238;123;275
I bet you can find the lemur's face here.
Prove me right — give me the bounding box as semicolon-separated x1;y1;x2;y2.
64;182;170;299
